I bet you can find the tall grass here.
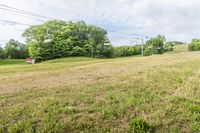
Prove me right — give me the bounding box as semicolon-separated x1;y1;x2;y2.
0;52;200;132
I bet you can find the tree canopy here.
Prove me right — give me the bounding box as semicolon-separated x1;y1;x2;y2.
0;46;5;59
144;35;166;55
188;39;200;51
23;20;113;61
4;39;28;59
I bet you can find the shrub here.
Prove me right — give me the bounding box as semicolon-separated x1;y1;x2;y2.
114;45;141;57
188;39;200;51
144;47;152;56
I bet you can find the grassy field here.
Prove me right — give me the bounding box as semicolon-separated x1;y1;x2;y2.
0;53;200;133
0;59;25;66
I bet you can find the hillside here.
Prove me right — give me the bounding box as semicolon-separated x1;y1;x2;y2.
0;52;200;132
0;59;25;66
174;44;189;52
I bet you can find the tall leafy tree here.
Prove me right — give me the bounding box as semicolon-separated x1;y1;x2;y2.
164;42;174;52
144;35;166;55
188;39;200;51
23;20;113;61
0;46;5;59
4;39;28;59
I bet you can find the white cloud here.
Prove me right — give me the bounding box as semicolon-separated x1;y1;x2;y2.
0;0;200;46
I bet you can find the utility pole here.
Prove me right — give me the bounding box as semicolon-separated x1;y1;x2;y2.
136;37;144;56
135;36;148;56
141;37;144;56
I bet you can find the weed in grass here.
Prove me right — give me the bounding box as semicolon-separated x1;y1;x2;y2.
41;114;65;133
101;95;121;120
8;120;35;133
128;118;155;133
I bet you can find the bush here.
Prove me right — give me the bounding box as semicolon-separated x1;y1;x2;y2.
114;45;141;57
164;42;174;52
188;39;200;51
144;47;152;56
128;118;155;133
145;35;165;55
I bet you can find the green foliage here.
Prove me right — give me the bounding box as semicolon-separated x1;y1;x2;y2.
188;39;200;51
144;46;152;56
144;35;165;55
96;44;114;58
164;41;185;52
128;118;155;133
4;39;28;59
23;20;113;61
0;47;5;59
72;46;86;56
164;42;174;52
114;45;141;57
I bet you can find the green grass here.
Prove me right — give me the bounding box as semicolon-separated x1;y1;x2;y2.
43;57;98;64
0;59;25;66
0;52;200;132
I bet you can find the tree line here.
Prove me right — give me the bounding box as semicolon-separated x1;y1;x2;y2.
0;39;28;59
0;20;187;61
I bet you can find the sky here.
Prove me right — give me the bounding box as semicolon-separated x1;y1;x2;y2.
0;0;200;47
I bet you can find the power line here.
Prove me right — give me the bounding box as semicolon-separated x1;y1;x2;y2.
0;3;82;21
107;29;150;39
0;2;145;38
0;8;45;22
0;4;55;20
0;2;152;47
0;19;32;26
109;30;141;36
0;2;147;38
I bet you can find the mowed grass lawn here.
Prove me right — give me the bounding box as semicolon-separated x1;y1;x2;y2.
0;52;200;133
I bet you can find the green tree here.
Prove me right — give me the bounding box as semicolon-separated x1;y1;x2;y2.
145;35;166;55
0;46;5;59
72;46;86;56
83;43;94;56
23;20;113;61
164;42;174;52
98;44;114;58
188;39;200;51
144;46;152;56
4;39;28;59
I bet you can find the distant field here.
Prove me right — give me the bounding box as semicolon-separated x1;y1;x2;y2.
0;53;200;132
174;44;189;52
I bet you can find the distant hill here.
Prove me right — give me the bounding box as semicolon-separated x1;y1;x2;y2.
174;43;189;52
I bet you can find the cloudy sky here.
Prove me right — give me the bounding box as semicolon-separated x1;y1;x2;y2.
0;0;200;46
